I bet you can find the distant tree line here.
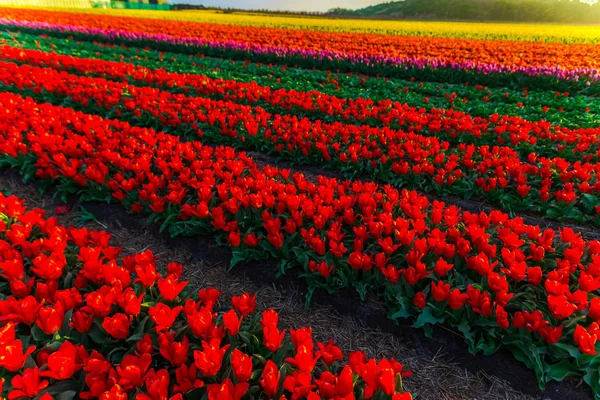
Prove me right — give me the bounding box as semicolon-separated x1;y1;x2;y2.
171;4;324;15
348;0;600;23
172;0;599;23
325;7;355;15
171;3;205;10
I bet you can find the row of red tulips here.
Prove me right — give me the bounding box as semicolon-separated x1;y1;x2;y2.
1;91;600;393
0;191;414;399
1;58;599;225
9;31;598;132
3;45;598;159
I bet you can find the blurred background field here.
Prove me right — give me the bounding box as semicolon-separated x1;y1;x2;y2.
1;4;599;43
0;0;170;10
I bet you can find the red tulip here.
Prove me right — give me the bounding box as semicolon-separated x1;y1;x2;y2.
167;262;184;278
538;322;563;345
575;324;598;355
283;371;315;399
99;384;128;400
336;366;355;397
286;343;319;373
36;302;65;335
0;255;25;282
355;358;379;399
590;298;600;321
174;364;205;393
102;313;131;340
315;371;337;399
158;332;189;367
447;289;468;310
495;305;509;329
158;274;188;301
231;349;253;382
243;233;259;247
116;353;153;390
377;359;396;396
207;379;248;400
263;326;285;352
9;279;34;298
0;339;35;372
186;306;218;340
317;340;343;366
135;261;160;288
231;293;256;316
31;253;65;281
431;281;450;302
0;323;16;346
137;333;154;355
198;288;221;308
223;309;242;336
548;294;577;320
40;341;82;380
412;292;426;309
55;205;71;216
433;259;453;277
527;266;542;286
290;327;313;351
228;231;241;247
36;348;51;367
149;303;183;332
259;360;280;398
260;309;279;328
144;369;170;400
9;367;49;399
85;289;114;318
118;287;145;316
71;308;94;333
193;339;230;377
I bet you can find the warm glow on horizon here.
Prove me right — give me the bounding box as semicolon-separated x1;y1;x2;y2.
173;0;387;12
173;0;599;12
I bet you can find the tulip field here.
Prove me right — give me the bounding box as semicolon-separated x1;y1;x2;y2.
1;6;600;400
0;191;415;400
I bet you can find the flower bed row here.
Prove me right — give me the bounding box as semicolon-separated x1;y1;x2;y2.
0;15;598;95
2;91;600;394
5;44;600;157
2;8;600;81
2;59;600;225
6;32;599;129
0;191;414;399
